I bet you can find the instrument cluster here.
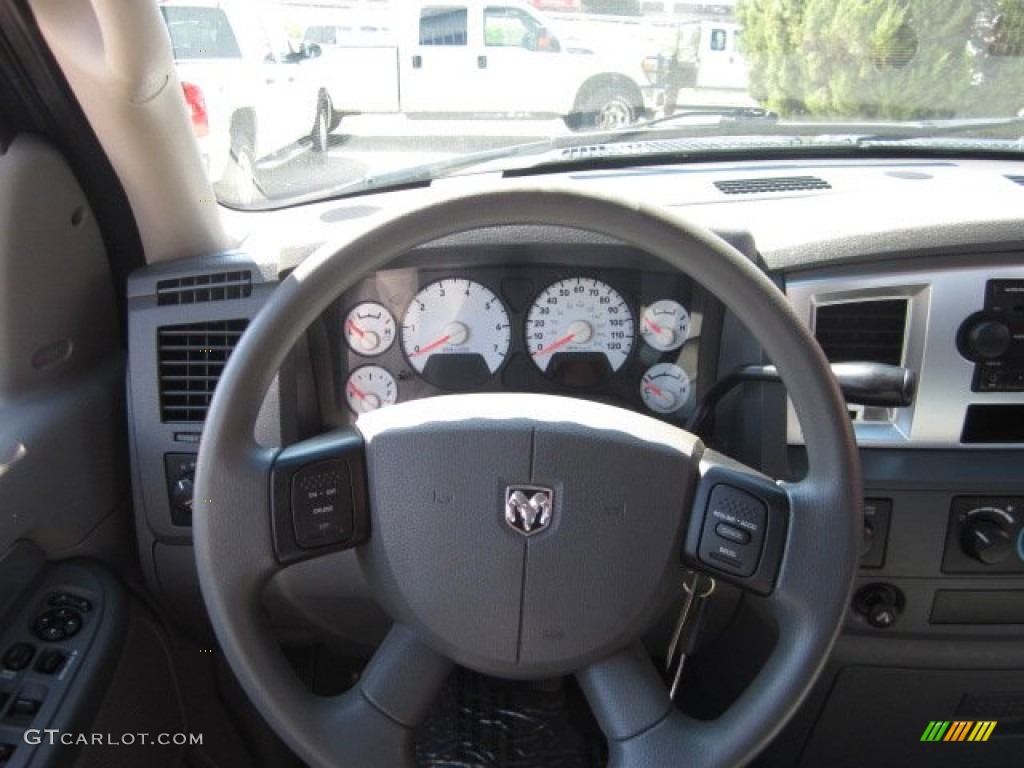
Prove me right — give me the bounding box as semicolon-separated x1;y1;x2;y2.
323;262;717;425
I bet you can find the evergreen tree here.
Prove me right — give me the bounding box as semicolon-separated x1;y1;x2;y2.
737;0;1022;119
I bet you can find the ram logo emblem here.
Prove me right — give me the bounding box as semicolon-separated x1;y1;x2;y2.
504;486;554;536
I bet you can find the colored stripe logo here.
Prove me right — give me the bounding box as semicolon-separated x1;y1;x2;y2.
920;721;996;742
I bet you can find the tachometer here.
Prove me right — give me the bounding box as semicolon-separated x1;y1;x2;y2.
401;279;511;388
526;277;634;376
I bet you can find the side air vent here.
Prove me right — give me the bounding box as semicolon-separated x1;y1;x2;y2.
157;319;248;422
156;270;252;305
715;176;831;195
1007;175;1024;186
814;299;908;366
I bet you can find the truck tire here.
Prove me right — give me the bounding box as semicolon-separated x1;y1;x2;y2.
567;86;637;132
311;97;332;153
218;135;261;206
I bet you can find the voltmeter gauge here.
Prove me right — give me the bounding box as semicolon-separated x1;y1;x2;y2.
344;302;396;356
344;365;397;414
641;363;692;414
640;300;690;352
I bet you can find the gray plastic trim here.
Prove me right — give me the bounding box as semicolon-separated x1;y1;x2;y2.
787;259;1024;447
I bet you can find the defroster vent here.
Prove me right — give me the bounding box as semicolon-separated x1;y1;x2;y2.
814;299;908;366
158;319;248;422
714;176;830;195
157;271;252;305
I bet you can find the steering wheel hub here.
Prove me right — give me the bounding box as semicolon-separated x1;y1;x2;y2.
357;394;700;677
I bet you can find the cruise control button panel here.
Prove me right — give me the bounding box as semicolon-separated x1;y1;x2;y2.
291;460;353;548
271;429;369;562
683;461;790;596
699;485;768;577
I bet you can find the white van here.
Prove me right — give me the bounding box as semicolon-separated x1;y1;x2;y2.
677;21;748;91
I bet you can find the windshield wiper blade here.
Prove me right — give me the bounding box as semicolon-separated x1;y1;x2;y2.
637;106;780;130
852;116;1024;144
323;137;556;199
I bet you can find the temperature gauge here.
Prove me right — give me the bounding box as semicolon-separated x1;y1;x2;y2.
344;302;396;356
640;300;690;352
641;363;692;414
344;365;397;414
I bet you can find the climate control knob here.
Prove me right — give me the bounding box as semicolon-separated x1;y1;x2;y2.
965;320;1011;360
961;518;1013;565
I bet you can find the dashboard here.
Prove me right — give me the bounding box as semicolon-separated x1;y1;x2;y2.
122;157;1024;767
314;245;722;430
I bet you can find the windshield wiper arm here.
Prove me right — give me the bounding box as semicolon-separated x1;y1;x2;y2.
638;106;779;130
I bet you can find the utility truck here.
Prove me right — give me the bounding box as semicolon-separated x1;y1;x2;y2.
312;2;665;131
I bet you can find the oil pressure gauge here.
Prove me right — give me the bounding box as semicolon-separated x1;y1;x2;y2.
641;363;692;414
344;365;397;414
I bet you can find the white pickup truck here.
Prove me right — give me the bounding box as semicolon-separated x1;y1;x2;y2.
307;2;664;131
160;0;334;203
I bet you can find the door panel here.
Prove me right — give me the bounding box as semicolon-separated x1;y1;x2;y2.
0;135;128;563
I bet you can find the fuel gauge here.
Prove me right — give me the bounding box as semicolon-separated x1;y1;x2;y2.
641;363;692;414
345;365;397;414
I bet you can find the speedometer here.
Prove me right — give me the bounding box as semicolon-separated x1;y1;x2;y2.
401;279;511;388
526;277;634;376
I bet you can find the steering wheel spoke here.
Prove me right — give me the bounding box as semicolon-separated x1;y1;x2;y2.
358;623;455;728
578;643;722;767
270;428;370;563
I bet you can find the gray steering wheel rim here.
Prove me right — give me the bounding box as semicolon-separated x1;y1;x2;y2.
193;185;861;768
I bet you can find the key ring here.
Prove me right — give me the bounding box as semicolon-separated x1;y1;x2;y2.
682;573;716;599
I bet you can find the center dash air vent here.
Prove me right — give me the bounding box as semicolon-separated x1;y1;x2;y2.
814;299;908;366
157;270;252;305
157;319;248;422
1007;175;1024;187
714;176;830;195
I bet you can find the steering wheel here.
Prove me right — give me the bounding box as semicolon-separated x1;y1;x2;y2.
193;187;860;768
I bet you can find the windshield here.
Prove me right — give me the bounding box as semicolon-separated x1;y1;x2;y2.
158;0;1024;207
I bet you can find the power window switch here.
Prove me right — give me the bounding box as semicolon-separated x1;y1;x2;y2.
2;642;35;672
4;695;41;725
34;649;68;676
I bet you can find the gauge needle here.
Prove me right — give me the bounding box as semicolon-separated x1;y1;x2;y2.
408;334;452;358
643;317;665;335
532;332;576;358
643;379;666;398
345;319;366;338
346;382;368;401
